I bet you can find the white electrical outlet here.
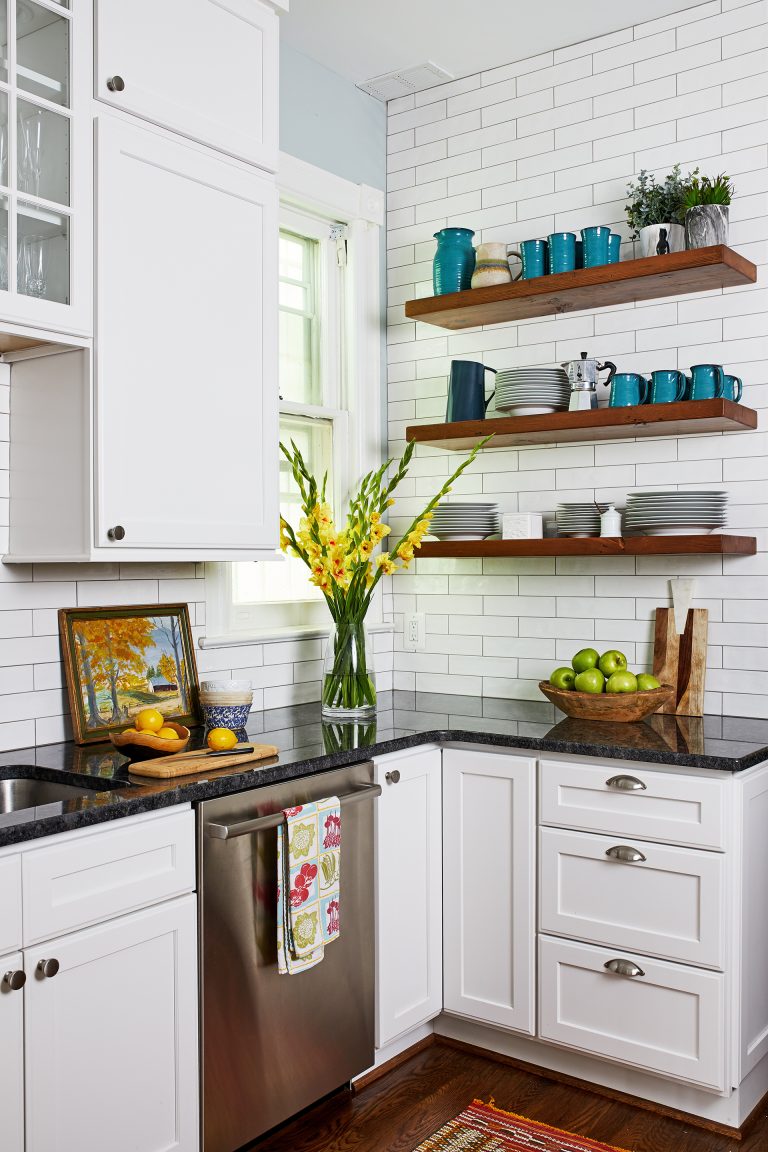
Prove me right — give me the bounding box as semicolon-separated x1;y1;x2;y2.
404;612;426;652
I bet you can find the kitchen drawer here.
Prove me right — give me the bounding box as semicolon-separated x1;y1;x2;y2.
539;759;727;850
0;855;22;954
22;809;195;946
539;935;726;1093
539;828;725;969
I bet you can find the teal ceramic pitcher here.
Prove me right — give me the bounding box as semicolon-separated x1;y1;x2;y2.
433;228;475;295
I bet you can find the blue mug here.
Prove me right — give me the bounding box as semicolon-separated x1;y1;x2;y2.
581;225;611;268
508;238;548;280
688;363;725;400
609;373;649;407
548;232;576;274
649;369;687;404
723;373;743;402
607;234;622;264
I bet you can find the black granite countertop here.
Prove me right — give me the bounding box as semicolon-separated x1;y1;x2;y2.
1;690;767;848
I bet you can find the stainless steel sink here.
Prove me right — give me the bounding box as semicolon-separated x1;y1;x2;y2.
0;777;96;813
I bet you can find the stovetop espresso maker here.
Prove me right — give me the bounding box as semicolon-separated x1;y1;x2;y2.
562;351;616;411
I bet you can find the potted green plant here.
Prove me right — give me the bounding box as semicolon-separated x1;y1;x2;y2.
682;173;734;249
625;164;690;257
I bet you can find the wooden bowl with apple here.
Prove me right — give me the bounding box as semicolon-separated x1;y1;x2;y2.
538;680;675;722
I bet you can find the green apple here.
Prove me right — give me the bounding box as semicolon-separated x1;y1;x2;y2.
572;647;600;674
574;667;605;694
598;649;628;677
550;667;576;691
637;673;661;691
606;670;638;693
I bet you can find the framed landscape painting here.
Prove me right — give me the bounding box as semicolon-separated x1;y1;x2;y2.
59;603;200;744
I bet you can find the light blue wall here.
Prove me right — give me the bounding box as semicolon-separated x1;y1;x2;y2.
280;43;386;191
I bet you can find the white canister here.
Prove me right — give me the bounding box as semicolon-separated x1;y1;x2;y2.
600;505;622;537
502;512;544;540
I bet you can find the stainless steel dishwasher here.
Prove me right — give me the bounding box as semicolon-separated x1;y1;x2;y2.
198;761;379;1152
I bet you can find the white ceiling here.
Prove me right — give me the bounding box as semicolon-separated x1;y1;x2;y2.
281;0;704;91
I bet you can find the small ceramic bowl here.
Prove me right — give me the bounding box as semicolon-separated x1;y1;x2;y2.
200;680;252;693
109;721;191;761
201;702;252;732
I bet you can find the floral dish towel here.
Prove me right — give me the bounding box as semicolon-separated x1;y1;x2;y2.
277;797;341;975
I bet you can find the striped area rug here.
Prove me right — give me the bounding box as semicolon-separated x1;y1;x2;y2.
413;1099;633;1152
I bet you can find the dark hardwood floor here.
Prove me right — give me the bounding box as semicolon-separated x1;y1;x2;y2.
252;1040;768;1152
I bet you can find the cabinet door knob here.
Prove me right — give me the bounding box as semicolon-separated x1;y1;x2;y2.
604;958;645;979
36;958;59;979
605;844;646;863
2;970;26;991
107;525;126;541
385;770;400;784
106;75;125;92
605;774;646;791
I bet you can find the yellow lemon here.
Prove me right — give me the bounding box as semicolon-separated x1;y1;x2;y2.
135;708;164;733
156;727;180;741
122;727;138;736
207;727;238;752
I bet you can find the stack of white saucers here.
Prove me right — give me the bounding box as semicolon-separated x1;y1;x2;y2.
625;491;728;536
430;502;499;540
495;366;570;415
556;502;602;537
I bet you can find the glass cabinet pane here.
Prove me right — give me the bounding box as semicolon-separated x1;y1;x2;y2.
17;99;69;204
0;196;8;291
16;0;69;106
0;91;8;187
17;200;68;302
0;2;8;84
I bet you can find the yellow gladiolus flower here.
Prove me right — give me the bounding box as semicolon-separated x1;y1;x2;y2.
377;554;397;575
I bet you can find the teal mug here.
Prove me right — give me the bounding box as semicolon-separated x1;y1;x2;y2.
723;373;743;402
607;233;622;264
581;225;611;268
688;363;725;400
609;372;649;407
547;232;576;274
649;369;687;404
508;238;548;280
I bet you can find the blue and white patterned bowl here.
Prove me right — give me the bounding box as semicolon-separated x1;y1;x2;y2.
202;702;252;733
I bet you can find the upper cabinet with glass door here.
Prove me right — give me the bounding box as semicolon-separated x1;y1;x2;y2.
95;0;280;172
0;0;90;338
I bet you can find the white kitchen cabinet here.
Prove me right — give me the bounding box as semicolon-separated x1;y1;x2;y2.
25;894;199;1152
7;114;280;561
539;935;726;1093
0;952;24;1152
374;746;442;1047
0;854;22;954
442;747;535;1035
95;0;280;171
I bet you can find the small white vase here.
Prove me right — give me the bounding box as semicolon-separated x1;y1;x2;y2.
471;242;513;288
638;223;685;258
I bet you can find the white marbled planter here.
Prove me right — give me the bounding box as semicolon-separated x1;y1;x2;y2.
685;205;729;249
638;223;685;258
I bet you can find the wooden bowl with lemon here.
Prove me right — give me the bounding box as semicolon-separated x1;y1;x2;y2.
110;708;191;761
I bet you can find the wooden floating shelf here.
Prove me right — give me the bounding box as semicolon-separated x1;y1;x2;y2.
407;398;757;451
405;246;757;329
417;536;756;558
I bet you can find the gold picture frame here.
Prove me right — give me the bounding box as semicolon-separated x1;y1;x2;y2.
59;603;200;744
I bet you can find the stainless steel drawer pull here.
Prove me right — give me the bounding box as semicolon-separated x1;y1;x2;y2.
604;958;645;978
206;783;382;840
605;845;646;863
605;774;647;791
2;970;25;991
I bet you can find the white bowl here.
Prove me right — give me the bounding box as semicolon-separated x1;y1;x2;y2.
201;679;252;693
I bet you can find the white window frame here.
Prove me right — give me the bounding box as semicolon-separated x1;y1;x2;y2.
203;153;384;647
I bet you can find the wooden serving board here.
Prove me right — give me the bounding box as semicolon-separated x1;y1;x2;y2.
128;744;279;779
653;607;708;716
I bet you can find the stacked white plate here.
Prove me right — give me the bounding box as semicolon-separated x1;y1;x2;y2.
556;502;602;537
496;367;570;415
625;490;728;536
430;502;500;540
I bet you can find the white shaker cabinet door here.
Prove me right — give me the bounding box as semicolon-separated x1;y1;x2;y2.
25;895;199;1152
96;0;279;171
443;748;536;1035
96;115;278;554
374;747;443;1047
0;952;25;1152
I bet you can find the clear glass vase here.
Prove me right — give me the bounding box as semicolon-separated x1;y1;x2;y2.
321;620;376;720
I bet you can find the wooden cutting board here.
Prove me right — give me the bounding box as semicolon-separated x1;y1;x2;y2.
653;607;708;716
128;744;279;779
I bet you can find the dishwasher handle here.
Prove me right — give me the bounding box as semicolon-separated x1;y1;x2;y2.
206;782;382;840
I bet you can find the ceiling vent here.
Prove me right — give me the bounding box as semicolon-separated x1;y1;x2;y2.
357;61;454;102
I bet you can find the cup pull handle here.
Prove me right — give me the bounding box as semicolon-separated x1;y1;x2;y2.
605;774;647;791
604;958;644;978
605;844;646;863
